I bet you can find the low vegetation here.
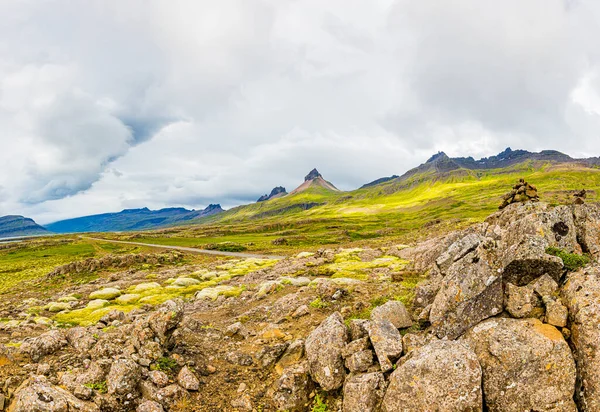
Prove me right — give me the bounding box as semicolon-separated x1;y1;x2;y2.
546;247;591;271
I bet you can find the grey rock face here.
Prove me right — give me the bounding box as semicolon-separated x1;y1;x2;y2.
343;372;386;412
572;203;600;259
382;340;482;412
562;266;600;411
177;366;200;391
19;330;67;362
430;248;503;339
305;312;348;391
9;375;99;412
365;320;402;373
147;299;184;345
461;318;576;412
504;282;539;318
370;300;412;329
502;235;564;285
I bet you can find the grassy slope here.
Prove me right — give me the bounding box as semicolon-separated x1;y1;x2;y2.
105;160;600;253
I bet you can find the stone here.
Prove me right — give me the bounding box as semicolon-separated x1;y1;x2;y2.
347;319;369;340
86;299;109;310
502;235;564;285
155;384;186;406
365;320;402;372
271;362;313;412
344;350;373;373
46;302;71;312
147;299;184;345
291;304;310;318
115;294;141;305
382;340;482;412
435;233;482;274
149;371;170;388
65;327;96;353
275;339;305;375
172;277;200;287
137;400;165;412
370;300;412;329
544;297;568;327
225;322;246;338
133;282;162;292
305;312;348;391
461;318;576;411
9;375;99;412
19;330;67;362
89;287;121;300
504;282;537;318
531;273;559;298
177;366;200;391
106;358;141;396
562;266;600;410
401;332;438;355
341;337;370;358
572;203;600;260
343;372;386;412
429;248;503;339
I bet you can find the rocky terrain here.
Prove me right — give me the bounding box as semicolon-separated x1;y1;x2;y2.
1;200;600;411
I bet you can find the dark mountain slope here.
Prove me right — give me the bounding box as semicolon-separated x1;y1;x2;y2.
0;215;51;238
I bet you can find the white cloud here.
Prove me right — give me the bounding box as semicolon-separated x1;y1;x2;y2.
0;0;599;223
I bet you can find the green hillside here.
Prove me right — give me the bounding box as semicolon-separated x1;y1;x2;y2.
105;159;600;253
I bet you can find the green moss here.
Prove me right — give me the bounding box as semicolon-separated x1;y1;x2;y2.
151;357;178;372
83;381;107;393
54;304;138;326
311;393;328;412
309;297;329;309
546;247;590;271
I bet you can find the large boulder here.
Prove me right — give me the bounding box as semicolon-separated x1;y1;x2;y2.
305;312;348;391
501;235;564;285
271;362;313;412
572;203;600;260
461;318;576;411
106;358;141;397
562;266;600;410
343;372;387;412
429;246;503;339
147;299;184;345
370;300;412;329
19;330;67;362
382;340;482;412
365;320;403;373
8;375;99;412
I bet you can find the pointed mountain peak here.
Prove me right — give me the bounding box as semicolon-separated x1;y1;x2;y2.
257;186;287;202
426;151;449;163
305;168;322;181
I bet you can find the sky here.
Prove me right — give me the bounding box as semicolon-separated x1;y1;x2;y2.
1;0;600;224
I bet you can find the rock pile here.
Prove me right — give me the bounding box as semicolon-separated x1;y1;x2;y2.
499;178;539;209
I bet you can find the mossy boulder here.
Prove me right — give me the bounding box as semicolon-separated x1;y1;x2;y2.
46;302;72;313
89;288;121;300
86;299;110;310
115;294;141;305
172;278;201;287
132;282;162;293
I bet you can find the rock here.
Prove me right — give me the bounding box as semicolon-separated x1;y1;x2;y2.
401;332;438;355
343;372;386;412
345;350;373;373
461;318;576;411
562;266;600;410
148;371;170;388
65;327;96;353
271;362;313;412
106;358;141;397
20;330;67;362
429;248;503;339
89;287;121;300
275;339;305;375
347;319;369;340
172;277;200;287
9;375;99;412
257;343;288;368
502;235;564;285
504;282;538;318
305;312;348;391
370;300;412;329
435;233;482;274
572;203;600;259
137;400;165;412
341;337;370;358
498;178;539;209
225;322;247;338
86;299;109;310
46;302;71;312
133;282;162;292
383;340;482;412
531;273;559;298
544;297;568;327
147;299;184;345
365;320;403;373
177;366;200;391
115;294;141;305
291;304;310;318
155;384;186;407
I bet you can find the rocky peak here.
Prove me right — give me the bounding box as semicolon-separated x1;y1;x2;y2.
257;187;287;202
426;152;450;163
304;169;322;182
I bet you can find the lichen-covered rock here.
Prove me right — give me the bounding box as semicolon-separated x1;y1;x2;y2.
89;287;121;300
271;362;313;412
562;266;600;410
106;358;141;397
435;233;483;274
177;366;200;391
370;300;412;329
305;312;348;391
345;350;373;373
365;320;402;373
461;318;576;412
544;297;568;327
504;282;538;318
137;400;165;412
401;332;438;355
147;299;184;345
572;203;600;259
382;340;482;412
9;375;99;412
347;319;369;340
20;330;67;362
430;248;503;339
65;327;96;353
343;372;386;412
501;235;564;285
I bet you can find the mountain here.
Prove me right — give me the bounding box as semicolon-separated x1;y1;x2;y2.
257;186;287;202
45;204;224;233
289;168;339;194
360;175;399;189
0;215;51;238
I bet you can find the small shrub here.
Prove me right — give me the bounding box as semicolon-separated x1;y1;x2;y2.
312;393;328;412
309;297;329;309
546;247;590;271
152;357;178;372
204;242;247;252
84;381;107;393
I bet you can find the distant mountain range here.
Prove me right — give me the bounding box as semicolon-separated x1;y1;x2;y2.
0;215;50;238
45;204;224;233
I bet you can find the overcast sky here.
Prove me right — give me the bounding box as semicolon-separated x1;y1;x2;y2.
1;0;600;224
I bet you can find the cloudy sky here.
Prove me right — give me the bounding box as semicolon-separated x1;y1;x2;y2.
1;0;600;224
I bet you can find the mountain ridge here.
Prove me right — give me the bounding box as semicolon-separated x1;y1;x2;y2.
0;215;51;238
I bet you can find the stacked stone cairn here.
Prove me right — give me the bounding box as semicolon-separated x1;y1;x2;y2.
573;189;587;205
499;178;539;209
